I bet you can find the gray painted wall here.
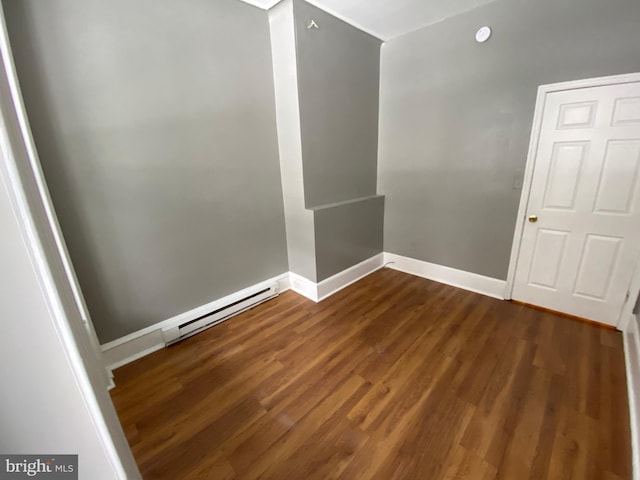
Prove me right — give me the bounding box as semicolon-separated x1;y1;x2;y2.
270;0;384;283
0;144;132;479
293;0;381;208
292;0;384;281
314;195;384;280
378;0;640;280
4;0;288;342
0;30;140;475
269;0;317;281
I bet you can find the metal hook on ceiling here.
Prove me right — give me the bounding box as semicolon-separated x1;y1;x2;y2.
307;20;319;29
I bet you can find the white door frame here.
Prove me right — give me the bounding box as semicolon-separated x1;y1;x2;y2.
0;4;140;478
620;254;640;333
504;72;640;329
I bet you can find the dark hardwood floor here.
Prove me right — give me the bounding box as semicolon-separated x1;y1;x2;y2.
110;268;631;479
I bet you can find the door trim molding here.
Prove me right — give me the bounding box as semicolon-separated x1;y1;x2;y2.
0;9;141;478
504;72;640;329
623;314;640;480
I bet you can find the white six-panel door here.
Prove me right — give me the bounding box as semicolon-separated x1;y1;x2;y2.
512;81;640;326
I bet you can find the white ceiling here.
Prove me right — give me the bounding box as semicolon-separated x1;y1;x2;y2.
238;0;498;40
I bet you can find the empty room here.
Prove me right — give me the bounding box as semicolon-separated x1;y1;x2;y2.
1;0;640;478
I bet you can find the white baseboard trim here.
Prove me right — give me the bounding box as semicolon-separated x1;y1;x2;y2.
289;272;319;302
383;252;506;300
289;253;385;302
317;253;384;301
101;253;507;375
101;272;290;371
624;314;640;480
102;330;165;372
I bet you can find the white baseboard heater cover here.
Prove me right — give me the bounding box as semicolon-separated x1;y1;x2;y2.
162;284;279;346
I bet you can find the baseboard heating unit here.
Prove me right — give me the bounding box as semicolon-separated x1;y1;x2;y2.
162;283;279;346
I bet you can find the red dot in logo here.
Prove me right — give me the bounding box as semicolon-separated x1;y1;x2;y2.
46;461;51;465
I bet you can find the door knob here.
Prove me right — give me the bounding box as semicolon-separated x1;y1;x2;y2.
528;215;538;223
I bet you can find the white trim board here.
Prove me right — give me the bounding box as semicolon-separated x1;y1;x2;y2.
383;253;506;300
101;272;290;370
303;0;384;41
103;255;385;371
237;0;384;40
290;253;385;302
102;333;165;372
624;314;640;480
623;256;640;479
504;72;640;310
237;0;282;10
0;8;141;478
102;253;507;373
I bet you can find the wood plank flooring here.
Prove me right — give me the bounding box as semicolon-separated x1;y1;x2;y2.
110;268;632;479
